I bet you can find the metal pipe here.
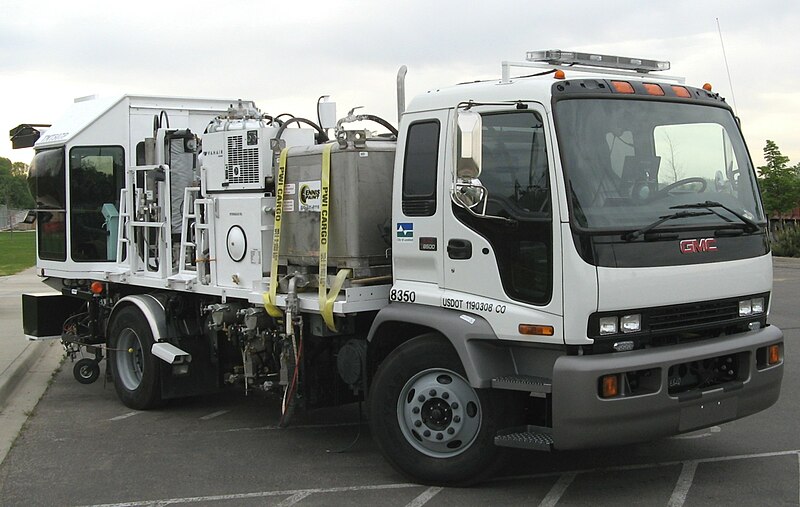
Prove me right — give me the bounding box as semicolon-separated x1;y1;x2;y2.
396;65;407;123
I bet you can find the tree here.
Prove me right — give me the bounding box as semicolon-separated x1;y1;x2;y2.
0;156;35;209
757;140;800;221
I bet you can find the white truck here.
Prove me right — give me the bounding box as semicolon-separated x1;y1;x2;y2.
15;50;783;485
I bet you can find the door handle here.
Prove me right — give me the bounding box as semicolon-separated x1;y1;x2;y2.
447;239;472;260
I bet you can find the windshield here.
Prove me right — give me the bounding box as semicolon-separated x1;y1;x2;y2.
555;98;764;232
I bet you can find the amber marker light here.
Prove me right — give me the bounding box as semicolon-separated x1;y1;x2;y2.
601;374;619;398
90;281;104;295
643;83;664;96
703;83;713;91
768;344;781;365
554;69;566;80
519;324;555;336
611;81;635;94
671;85;691;98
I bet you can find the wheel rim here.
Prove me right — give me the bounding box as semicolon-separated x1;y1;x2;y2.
397;368;481;458
79;365;94;379
116;328;144;390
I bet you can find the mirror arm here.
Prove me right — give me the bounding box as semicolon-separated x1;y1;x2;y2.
451;187;517;225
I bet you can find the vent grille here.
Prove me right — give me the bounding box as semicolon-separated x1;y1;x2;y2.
648;299;740;333
402;199;436;217
225;134;260;184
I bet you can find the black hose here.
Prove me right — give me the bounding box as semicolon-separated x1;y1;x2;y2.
274;113;296;124
275;117;329;144
363;114;398;136
159;110;170;129
316;96;327;132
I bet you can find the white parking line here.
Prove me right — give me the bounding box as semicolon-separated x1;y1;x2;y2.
667;461;698;507
109;411;141;421
199;410;229;421
405;486;442;507
494;448;800;483
77;449;800;507
274;491;313;507
538;472;576;507
78;483;421;507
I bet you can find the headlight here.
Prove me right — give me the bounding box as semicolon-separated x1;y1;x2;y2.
738;300;752;316
599;316;618;335
621;314;641;333
739;297;765;316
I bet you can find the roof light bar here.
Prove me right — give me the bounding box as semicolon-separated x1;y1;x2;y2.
526;49;670;73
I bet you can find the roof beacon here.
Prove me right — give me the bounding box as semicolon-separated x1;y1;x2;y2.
526;50;670;73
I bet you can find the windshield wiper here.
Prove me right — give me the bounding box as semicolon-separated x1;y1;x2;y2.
670;201;760;233
622;210;714;241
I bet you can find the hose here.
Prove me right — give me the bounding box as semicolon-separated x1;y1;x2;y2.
362;114;398;136
274;117;329;144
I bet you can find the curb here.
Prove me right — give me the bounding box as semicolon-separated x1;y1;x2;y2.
0;340;57;409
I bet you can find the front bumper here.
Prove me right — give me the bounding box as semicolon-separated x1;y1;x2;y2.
551;325;783;450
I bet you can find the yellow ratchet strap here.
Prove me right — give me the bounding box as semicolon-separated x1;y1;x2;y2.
264;148;289;318
317;143;350;331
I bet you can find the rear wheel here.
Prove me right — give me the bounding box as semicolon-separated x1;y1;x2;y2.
369;334;507;486
108;306;163;410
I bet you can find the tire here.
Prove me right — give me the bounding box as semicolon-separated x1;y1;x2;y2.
368;333;507;486
107;305;163;410
73;358;100;385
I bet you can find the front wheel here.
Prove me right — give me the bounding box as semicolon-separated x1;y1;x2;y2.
369;334;506;486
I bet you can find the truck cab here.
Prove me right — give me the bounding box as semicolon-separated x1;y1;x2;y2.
368;50;782;483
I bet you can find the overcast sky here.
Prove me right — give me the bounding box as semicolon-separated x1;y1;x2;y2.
1;0;798;168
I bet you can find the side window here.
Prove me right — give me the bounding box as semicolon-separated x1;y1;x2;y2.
455;111;553;305
402;120;440;216
69;146;125;261
481;111;551;217
29;148;67;261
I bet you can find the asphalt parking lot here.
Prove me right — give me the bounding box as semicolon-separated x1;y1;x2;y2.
0;259;798;506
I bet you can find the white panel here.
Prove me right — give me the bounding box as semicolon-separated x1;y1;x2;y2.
597;254;773;311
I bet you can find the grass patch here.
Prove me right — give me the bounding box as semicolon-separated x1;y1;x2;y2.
0;231;35;275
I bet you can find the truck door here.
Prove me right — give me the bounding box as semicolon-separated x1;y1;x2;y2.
391;109;450;294
443;106;563;342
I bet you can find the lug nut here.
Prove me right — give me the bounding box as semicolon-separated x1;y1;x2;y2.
454;416;461;423
414;420;422;427
442;392;449;399
423;430;431;437
451;402;459;409
436;433;443;440
447;428;455;435
412;407;420;414
418;395;425;402
429;389;437;397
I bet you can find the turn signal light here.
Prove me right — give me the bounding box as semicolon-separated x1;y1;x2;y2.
601;374;619;398
768;344;781;365
90;281;104;295
554;69;566;79
519;324;555;336
703;83;713;91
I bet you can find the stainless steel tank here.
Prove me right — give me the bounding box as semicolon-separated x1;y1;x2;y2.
279;134;394;272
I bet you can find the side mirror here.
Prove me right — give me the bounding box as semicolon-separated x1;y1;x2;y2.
454;179;486;210
456;110;482;179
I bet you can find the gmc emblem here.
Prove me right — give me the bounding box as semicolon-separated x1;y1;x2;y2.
680;238;717;254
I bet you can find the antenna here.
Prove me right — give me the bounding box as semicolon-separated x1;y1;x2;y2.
716;18;738;113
